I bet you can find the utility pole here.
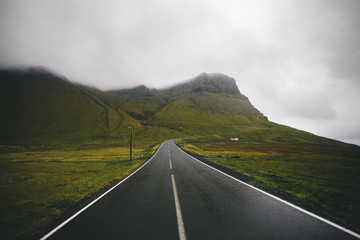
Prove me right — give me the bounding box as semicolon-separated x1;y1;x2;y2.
129;125;133;161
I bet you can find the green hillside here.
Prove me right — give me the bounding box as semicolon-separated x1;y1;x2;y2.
0;67;142;144
0;67;354;147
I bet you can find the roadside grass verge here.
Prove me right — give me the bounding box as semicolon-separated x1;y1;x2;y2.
0;143;159;240
176;140;360;232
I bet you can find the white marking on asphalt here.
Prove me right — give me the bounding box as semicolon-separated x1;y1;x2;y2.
40;142;166;240
171;174;187;240
169;158;173;170
175;142;360;239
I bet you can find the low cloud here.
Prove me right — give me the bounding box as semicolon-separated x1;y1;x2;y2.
0;0;359;144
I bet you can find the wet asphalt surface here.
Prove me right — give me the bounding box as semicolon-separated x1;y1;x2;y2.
46;140;358;240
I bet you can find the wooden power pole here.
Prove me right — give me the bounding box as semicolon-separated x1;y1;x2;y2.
129;125;133;161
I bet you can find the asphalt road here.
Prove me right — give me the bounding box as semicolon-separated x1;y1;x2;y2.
43;140;359;240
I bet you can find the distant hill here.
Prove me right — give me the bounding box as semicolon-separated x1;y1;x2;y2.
0;67;351;146
0;67;142;144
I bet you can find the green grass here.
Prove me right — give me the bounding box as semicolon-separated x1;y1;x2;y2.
0;143;159;240
177;140;360;232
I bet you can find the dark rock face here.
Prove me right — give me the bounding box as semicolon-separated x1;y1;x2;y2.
189;72;240;94
258;116;269;121
165;72;247;99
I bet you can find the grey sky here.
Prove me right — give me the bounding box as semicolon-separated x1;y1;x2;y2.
1;0;359;145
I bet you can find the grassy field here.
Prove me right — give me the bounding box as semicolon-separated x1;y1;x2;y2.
0;143;159;240
177;140;360;232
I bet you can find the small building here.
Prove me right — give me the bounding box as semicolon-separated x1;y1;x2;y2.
230;138;239;141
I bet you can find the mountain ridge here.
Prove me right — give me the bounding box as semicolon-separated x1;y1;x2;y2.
0;67;352;147
163;72;244;96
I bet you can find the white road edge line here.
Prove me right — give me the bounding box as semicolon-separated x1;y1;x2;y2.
171;174;187;240
40;142;166;240
175;143;360;239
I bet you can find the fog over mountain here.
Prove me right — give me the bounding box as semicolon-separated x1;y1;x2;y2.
0;0;359;145
3;67;352;150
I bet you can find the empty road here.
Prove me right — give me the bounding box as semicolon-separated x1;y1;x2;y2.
42;140;359;240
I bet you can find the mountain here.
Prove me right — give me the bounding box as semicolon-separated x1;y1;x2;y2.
151;73;267;133
0;67;350;146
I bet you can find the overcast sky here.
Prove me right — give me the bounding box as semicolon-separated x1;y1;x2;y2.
1;0;359;145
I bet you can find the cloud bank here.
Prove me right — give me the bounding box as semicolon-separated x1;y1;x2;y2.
1;0;359;144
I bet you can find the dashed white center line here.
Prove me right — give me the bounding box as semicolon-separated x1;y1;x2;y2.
169;153;186;240
171;173;187;240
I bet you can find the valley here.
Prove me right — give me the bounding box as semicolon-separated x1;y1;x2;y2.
1;67;359;239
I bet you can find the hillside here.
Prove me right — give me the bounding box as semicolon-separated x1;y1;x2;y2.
0;67;142;144
151;73;265;133
0;67;352;146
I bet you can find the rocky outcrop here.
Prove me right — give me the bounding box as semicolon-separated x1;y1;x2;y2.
163;72;248;99
188;72;240;94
